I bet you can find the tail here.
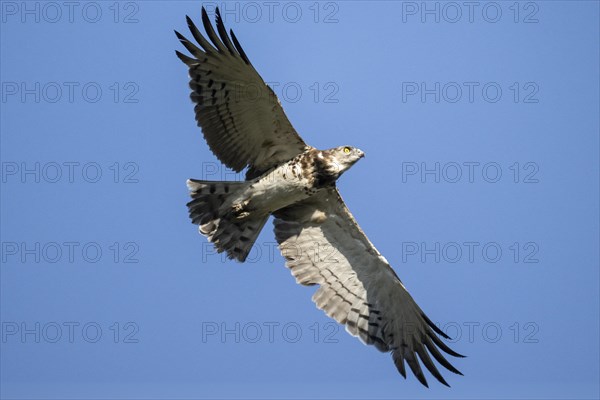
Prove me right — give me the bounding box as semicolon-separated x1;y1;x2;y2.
186;179;268;262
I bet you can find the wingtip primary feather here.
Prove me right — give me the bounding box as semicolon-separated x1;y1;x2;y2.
185;14;194;27
423;335;463;376
392;350;407;379
214;7;238;55
185;13;217;53
175;50;197;66
402;348;429;388
414;338;450;387
421;312;451;340
201;6;227;52
176;32;206;58
184;15;195;33
229;28;252;65
427;330;466;358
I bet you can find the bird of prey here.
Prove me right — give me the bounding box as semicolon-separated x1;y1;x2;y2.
175;7;464;387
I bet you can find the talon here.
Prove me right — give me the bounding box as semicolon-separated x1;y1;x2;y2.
236;211;250;219
232;200;252;218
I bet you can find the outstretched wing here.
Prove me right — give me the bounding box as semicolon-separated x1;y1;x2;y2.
175;7;308;178
273;188;464;387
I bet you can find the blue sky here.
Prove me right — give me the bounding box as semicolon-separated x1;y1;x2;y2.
1;1;599;399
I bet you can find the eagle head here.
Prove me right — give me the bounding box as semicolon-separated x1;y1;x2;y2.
315;146;365;185
332;146;365;169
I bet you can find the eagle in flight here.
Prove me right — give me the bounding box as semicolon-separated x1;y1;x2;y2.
175;7;464;387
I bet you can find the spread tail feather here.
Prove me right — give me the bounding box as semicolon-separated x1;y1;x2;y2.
186;179;267;262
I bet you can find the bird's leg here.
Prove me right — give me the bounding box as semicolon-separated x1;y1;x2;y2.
232;199;252;219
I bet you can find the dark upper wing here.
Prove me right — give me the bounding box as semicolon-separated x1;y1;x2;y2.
175;7;308;177
273;188;464;387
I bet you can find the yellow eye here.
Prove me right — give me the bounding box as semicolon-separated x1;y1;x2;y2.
343;147;351;154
